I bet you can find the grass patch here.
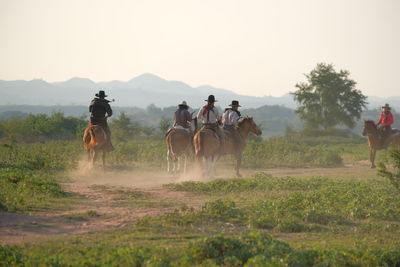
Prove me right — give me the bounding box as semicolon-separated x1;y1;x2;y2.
90;184;175;208
61;210;102;221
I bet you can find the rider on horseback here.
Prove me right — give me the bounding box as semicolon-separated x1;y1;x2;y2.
89;90;114;151
376;103;394;148
173;101;192;130
222;100;244;151
197;95;225;153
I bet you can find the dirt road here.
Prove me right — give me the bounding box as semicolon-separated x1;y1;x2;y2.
0;162;378;245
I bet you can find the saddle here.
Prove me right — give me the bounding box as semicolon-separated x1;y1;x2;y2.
202;124;220;139
165;126;191;138
378;126;400;148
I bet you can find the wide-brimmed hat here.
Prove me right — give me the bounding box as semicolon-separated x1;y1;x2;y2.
178;101;189;108
382;103;391;110
229;100;241;107
205;95;217;103
95;90;107;98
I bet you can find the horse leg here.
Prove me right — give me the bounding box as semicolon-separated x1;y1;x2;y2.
167;150;172;174
195;153;204;177
236;153;242;177
371;148;376;169
209;155;219;179
183;154;187;174
102;151;106;172
204;157;210;177
177;156;181;173
92;150;97;167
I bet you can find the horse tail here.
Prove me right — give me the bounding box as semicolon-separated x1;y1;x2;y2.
196;131;205;157
167;131;176;157
83;126;93;150
86;125;101;149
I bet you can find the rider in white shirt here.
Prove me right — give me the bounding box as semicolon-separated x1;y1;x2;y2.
197;95;225;153
197;96;220;124
222;100;243;151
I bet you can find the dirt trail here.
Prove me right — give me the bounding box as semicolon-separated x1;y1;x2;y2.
0;177;203;245
0;162;378;245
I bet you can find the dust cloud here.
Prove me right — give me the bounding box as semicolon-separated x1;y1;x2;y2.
69;158;210;188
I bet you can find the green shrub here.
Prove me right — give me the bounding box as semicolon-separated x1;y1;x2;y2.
0;245;23;266
0;168;66;211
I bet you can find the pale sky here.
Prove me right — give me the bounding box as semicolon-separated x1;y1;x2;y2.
0;0;399;97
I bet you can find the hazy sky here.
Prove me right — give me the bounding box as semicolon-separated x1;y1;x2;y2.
0;0;399;97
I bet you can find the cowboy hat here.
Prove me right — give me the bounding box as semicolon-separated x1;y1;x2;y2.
229;100;241;107
178;100;189;107
382;103;391;110
95;90;108;98
205;95;217;103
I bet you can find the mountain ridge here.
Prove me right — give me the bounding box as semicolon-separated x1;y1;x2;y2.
0;73;399;110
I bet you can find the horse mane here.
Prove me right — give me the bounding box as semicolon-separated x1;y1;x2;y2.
238;116;253;126
364;120;377;129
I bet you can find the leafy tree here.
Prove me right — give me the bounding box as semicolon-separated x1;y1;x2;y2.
159;117;172;134
109;112;132;142
292;63;367;131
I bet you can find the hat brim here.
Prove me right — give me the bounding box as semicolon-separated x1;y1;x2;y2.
96;94;108;97
229;104;241;107
205;100;218;102
382;106;391;109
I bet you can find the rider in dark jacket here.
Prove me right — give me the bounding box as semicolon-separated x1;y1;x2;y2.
89;90;114;151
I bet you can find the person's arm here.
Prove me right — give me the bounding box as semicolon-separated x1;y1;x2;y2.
186;111;192;122
172;112;177;126
214;107;222;124
89;100;94;112
376;113;383;125
221;110;228;125
197;107;204;120
105;103;113;117
386;113;394;126
231;111;240;126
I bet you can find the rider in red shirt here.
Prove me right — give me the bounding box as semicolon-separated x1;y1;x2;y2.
376;103;394;147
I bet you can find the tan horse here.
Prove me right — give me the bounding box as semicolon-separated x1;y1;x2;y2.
193;117;262;178
166;116;197;174
362;120;400;168
223;117;262;177
83;124;108;170
166;128;193;174
193;126;221;178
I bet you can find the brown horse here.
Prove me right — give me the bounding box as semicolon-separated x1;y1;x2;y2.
362;120;400;168
83;124;108;170
193;117;262;178
223;117;262;177
166;128;193;174
193;126;221;178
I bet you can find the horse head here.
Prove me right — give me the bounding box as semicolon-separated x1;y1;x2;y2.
363;120;377;136
238;116;262;136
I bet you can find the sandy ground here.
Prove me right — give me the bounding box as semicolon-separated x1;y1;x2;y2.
0;160;379;245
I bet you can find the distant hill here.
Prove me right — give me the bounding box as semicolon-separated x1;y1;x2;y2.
0;73;296;108
1;73;399;110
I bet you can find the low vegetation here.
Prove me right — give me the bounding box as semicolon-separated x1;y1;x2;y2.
1;113;399;265
2;172;400;265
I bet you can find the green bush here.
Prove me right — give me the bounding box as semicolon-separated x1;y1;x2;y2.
187;231;292;265
0;112;86;141
202;199;243;221
0;245;23;266
0;168;66;212
166;174;400;231
242;140;343;168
